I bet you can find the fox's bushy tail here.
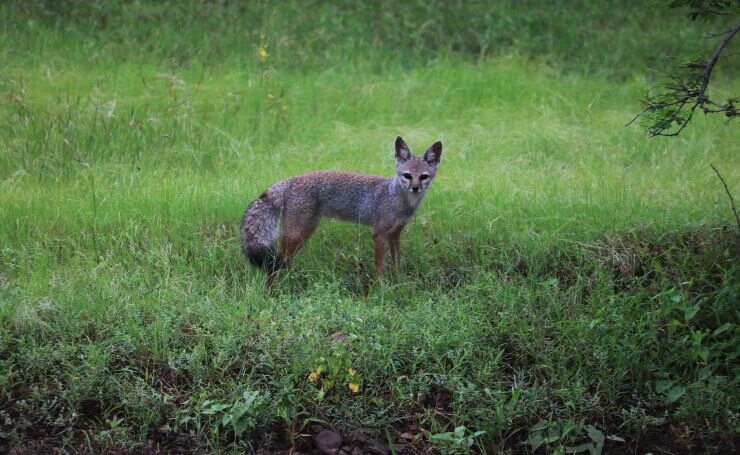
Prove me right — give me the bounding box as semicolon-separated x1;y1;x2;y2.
240;182;287;273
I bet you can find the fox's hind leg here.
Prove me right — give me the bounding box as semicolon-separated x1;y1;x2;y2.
279;216;320;266
266;219;318;292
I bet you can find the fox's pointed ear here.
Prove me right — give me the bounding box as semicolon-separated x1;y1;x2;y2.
423;141;442;165
395;136;411;163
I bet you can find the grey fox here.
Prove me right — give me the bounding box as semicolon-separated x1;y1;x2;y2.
241;136;442;285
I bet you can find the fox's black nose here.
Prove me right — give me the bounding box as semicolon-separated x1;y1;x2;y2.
412;186;419;192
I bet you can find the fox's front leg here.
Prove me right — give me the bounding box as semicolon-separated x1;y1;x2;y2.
372;232;388;278
388;229;403;272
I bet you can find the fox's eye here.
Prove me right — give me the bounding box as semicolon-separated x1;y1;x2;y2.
419;174;429;181
402;173;412;179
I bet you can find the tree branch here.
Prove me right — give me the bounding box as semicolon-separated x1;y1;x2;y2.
710;164;740;235
628;21;739;136
696;22;739;106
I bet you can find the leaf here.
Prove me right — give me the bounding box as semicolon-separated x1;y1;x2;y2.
291;360;302;378
543;434;560;443
712;323;734;337
586;425;604;444
529;433;544;451
232;405;248;421
655;380;673;393
510;388;521;407
684;303;700;322
243;390;259;406
607;435;626;442
565;443;595;453
202;402;229;414
666;385;685;403
530;420;549;431
233;416;250;437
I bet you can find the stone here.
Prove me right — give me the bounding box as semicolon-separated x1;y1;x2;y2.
315;430;343;455
347;433;369;446
363;439;389;455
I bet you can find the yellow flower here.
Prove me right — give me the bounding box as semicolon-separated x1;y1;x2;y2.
349;382;359;393
309;372;318;382
316;365;323;375
348;368;356;376
258;47;267;58
267;94;275;100
170;84;176;91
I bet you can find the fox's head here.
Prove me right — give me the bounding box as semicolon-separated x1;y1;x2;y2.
394;136;442;194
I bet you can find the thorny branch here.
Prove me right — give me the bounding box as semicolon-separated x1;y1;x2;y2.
626;22;739;136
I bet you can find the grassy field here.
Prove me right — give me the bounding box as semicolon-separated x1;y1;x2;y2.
1;1;738;453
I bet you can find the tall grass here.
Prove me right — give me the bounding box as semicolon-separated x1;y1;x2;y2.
0;1;738;453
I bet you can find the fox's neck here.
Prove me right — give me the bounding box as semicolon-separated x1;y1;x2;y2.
389;177;425;213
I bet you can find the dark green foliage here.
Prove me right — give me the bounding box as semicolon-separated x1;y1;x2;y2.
3;0;731;77
664;0;740;21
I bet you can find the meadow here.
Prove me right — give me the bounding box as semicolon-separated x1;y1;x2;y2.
0;1;738;453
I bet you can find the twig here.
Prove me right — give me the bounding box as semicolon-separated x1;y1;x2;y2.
705;29;733;39
625;105;651;127
710;164;740;235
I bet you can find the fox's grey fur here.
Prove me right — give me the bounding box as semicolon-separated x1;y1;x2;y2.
241;136;442;285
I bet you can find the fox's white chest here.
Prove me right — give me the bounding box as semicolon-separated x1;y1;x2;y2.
406;192;425;208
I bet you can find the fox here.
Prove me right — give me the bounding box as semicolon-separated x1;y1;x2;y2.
240;136;442;287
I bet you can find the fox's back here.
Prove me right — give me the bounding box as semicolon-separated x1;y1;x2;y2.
279;170;390;225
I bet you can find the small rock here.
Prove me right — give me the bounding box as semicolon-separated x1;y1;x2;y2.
392;443;405;454
311;424;326;434
347;433;369;446
316;430;343;455
341;445;352;453
350;448;362;455
399;432;413;441
363;439;389;455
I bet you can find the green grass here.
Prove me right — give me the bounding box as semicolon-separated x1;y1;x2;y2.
1;1;739;453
